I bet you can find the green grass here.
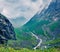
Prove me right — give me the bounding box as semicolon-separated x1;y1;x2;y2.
0;47;60;52
44;38;60;44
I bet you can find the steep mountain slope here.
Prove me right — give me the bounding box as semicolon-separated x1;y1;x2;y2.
13;0;60;49
0;13;16;44
21;0;60;34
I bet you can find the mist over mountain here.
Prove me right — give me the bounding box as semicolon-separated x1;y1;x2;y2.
9;17;27;28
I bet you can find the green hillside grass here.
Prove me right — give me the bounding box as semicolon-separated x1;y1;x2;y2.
44;38;60;45
0;47;60;52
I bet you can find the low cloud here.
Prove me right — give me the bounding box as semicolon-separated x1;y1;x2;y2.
0;0;52;20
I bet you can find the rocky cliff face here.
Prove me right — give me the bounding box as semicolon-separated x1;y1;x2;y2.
0;13;16;44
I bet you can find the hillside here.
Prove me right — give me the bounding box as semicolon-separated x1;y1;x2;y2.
5;0;60;49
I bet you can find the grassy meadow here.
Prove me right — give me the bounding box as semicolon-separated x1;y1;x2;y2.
0;46;60;52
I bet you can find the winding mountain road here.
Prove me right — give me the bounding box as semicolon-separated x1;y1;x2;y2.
31;32;42;50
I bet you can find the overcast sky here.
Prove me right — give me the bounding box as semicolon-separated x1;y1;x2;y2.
0;0;52;20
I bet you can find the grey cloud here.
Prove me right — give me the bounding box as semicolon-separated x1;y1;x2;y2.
5;0;19;3
0;0;52;20
31;0;37;2
15;6;33;12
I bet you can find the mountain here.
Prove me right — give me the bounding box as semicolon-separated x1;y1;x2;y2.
9;17;27;28
10;0;60;49
0;13;16;44
20;0;60;37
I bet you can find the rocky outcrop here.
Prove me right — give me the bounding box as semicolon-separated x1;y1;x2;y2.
0;13;16;44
